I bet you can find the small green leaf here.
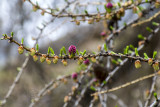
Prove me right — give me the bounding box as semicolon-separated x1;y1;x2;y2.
80;52;83;55
145;0;149;3
152;22;159;26
104;4;107;10
144;53;149;59
76;49;79;55
84;10;88;14
102;80;107;85
90;86;96;91
117;58;122;63
82;50;86;56
11;32;14;37
62;46;67;55
109;26;114;31
124;46;129;54
117;2;121;7
111;51;116;54
21;38;24;44
50;47;54;55
138;34;145;40
48;47;50;54
146;27;153;32
153;51;157;59
153;92;158;100
135;48;139;57
130;45;135;50
112;59;118;65
123;22;127;27
104;43;108;51
60;48;63;57
36;44;39;51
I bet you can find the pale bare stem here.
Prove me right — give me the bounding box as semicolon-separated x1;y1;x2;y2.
0;57;30;106
108;93;127;107
28;0;154;19
28;71;86;107
92;72;159;96
89;99;95;107
144;75;157;107
29;79;56;107
132;11;160;27
77;2;106;7
73;79;94;107
97;88;107;107
137;100;143;107
149;97;160;107
33;0;78;42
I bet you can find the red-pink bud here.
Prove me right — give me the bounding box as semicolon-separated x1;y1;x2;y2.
72;72;78;80
106;2;113;8
100;32;106;36
68;45;76;54
84;59;90;65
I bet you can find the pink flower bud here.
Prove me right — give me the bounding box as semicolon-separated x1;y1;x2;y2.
72;72;78;80
84;59;90;65
100;32;106;36
106;2;113;8
68;45;76;54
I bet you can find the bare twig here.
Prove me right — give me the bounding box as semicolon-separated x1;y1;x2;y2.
132;11;160;27
149;97;160;107
27;0;153;19
92;71;160;96
73;79;94;107
144;76;157;107
0;57;30;106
